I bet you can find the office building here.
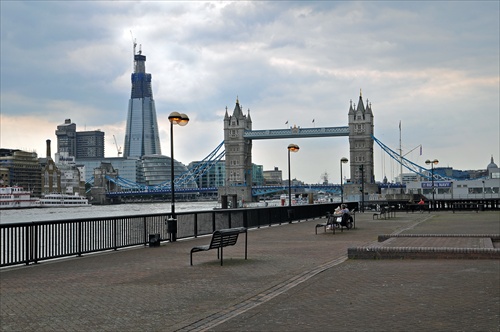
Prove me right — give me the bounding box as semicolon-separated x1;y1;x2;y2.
56;119;104;159
123;45;161;158
76;131;104;159
0;148;42;196
263;167;283;186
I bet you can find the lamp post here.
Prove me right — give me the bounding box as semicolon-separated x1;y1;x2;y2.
425;159;439;211
340;157;348;203
287;144;299;207
359;164;364;212
167;111;189;242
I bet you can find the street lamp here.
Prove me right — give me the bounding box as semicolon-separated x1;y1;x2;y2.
340;157;348;203
287;144;299;207
167;111;189;242
425;159;439;211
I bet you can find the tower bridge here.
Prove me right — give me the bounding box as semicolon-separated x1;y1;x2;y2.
220;93;378;202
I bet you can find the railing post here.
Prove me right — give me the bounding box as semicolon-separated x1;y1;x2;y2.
194;213;198;238
114;218;118;251
78;221;82;257
33;223;38;265
211;211;216;233
25;225;31;266
143;217;148;246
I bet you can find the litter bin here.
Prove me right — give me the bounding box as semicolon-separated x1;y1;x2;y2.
149;234;160;247
166;217;177;242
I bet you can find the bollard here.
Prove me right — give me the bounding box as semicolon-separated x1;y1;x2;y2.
166;217;177;242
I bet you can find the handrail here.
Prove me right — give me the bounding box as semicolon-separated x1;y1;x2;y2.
1;203;338;267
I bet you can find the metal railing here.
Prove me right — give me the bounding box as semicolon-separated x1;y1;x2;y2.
1;203;341;267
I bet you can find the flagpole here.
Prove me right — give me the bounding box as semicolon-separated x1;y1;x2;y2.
399;121;403;191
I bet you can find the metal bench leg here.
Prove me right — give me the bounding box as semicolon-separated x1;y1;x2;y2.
220;246;223;266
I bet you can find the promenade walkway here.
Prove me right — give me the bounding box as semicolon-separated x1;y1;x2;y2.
1;211;499;332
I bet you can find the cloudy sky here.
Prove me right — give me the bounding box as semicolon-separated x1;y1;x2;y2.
1;1;499;184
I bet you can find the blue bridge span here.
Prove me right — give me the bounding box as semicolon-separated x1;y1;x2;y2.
92;133;447;199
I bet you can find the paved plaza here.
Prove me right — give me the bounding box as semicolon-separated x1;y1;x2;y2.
1;210;499;331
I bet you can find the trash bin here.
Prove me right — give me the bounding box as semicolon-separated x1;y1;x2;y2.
287;209;294;223
166;217;177;242
149;234;160;247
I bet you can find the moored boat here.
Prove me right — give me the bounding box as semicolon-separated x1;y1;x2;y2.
0;186;39;209
37;193;90;207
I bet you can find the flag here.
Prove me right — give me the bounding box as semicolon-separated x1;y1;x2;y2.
420;145;422;155
285;120;288;124
312;119;315;123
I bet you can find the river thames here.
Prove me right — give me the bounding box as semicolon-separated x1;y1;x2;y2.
0;201;223;224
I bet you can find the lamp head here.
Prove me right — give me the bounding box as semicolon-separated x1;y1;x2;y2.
341;157;348;164
169;112;189;126
287;144;300;152
178;113;189;126
168;112;182;124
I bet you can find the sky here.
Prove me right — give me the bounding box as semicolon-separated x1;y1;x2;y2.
1;1;499;185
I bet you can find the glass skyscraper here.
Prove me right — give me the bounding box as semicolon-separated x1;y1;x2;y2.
123;47;161;158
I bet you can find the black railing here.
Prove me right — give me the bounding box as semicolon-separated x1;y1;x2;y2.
1;203;341;267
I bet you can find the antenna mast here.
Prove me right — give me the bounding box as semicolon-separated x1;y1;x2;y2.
130;30;137;71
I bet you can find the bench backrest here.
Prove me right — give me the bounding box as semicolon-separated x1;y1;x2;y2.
209;229;240;249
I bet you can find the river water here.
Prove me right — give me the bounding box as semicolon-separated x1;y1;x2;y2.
0;201;222;224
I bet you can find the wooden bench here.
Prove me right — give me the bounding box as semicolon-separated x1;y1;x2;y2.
374;206;397;219
315;212;354;234
315;212;337;234
190;227;247;266
373;209;386;219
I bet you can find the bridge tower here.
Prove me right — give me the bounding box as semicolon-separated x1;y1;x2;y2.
220;98;254;203
346;91;379;196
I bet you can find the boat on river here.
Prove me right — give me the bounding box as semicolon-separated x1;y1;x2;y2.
0;186;39;209
37;193;90;207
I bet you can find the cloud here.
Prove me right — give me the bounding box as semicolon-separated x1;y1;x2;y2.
1;1;498;184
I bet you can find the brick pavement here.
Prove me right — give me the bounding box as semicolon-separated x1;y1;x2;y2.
1;211;499;332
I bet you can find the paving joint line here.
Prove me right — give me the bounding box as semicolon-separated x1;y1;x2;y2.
175;256;348;332
143;217;433;331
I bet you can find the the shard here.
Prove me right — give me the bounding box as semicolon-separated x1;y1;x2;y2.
123;43;161;158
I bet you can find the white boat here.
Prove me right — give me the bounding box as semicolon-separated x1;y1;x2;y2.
0;186;39;209
37;193;90;207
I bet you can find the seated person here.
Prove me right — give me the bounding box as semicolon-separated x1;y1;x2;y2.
334;206;341;215
329;204;350;228
340;204;350;215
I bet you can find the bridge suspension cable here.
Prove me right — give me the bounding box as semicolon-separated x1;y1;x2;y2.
152;141;226;189
372;135;454;181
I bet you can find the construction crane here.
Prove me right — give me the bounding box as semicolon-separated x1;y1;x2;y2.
113;135;122;157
